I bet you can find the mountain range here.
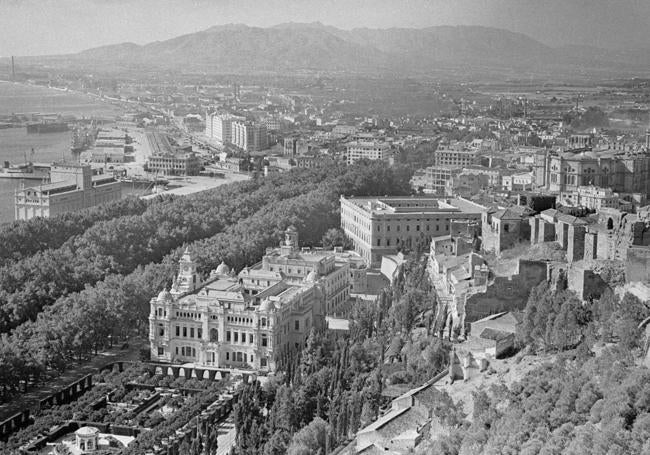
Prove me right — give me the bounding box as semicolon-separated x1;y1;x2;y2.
67;22;650;75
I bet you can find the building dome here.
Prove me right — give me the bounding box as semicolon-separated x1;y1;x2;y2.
157;288;172;302
215;261;230;275
76;426;100;437
258;299;276;313
305;270;319;283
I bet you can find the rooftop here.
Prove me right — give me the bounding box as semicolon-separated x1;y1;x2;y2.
342;196;485;215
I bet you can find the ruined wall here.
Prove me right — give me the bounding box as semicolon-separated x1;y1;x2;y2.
557;222;569;250
464;260;548;322
626;246;650;284
584;232;598;260
567;225;586;263
568;266;609;300
530;217;539;244
539;219;556;243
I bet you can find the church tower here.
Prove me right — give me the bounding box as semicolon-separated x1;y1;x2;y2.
172;247;201;295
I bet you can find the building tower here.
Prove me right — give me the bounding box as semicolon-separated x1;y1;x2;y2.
172;247;201;295
280;225;299;256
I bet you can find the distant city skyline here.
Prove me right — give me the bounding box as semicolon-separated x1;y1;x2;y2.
2;0;650;56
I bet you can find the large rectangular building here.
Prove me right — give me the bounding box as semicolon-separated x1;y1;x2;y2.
434;143;479;167
345;141;392;165
145;131;201;176
231;121;268;152
14;163;122;220
341;196;485;266
412;165;463;195
149;227;366;372
205;113;243;144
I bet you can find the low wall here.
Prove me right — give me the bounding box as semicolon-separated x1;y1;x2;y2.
0;410;31;441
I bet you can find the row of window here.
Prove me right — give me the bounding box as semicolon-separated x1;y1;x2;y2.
175;325;202;339
175;311;201;320
225;330;268;347
176;346;196;357
378;223;442;233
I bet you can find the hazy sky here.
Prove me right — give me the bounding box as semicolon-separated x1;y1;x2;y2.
2;0;649;56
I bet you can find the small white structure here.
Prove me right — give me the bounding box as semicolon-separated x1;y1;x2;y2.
75;426;99;453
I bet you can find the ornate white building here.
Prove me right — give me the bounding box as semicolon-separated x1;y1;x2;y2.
149;227;366;372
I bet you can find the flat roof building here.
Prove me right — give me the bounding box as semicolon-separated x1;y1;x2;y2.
434;143;480;167
14;163;122;221
341;196;485;266
345;141;392;165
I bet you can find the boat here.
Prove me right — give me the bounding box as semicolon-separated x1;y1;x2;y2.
26;121;69;134
0;162;50;180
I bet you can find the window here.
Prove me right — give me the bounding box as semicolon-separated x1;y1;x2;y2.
262;335;268;347
295;320;300;331
504;224;509;232
249;333;254;344
261;318;267;327
182;326;187;337
234;332;239;343
197;328;202;339
158;347;164;356
406;225;410;231
376;239;381;246
175;325;180;337
226;331;231;342
387;225;391;231
261;357;267;367
210;329;218;342
190;327;195;338
226;352;230;360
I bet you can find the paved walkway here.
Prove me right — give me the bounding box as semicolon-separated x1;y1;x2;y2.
141;173;250;200
0;338;144;421
215;414;236;455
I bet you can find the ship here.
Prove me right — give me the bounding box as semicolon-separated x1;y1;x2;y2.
26;121;69;134
0;162;50;180
71;125;97;153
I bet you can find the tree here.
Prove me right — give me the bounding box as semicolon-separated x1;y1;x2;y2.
321;228;353;250
286;417;330;455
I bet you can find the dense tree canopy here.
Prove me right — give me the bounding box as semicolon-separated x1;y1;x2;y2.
0;161;414;398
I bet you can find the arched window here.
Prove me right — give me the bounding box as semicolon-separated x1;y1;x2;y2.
607;218;614;230
210;328;219;342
